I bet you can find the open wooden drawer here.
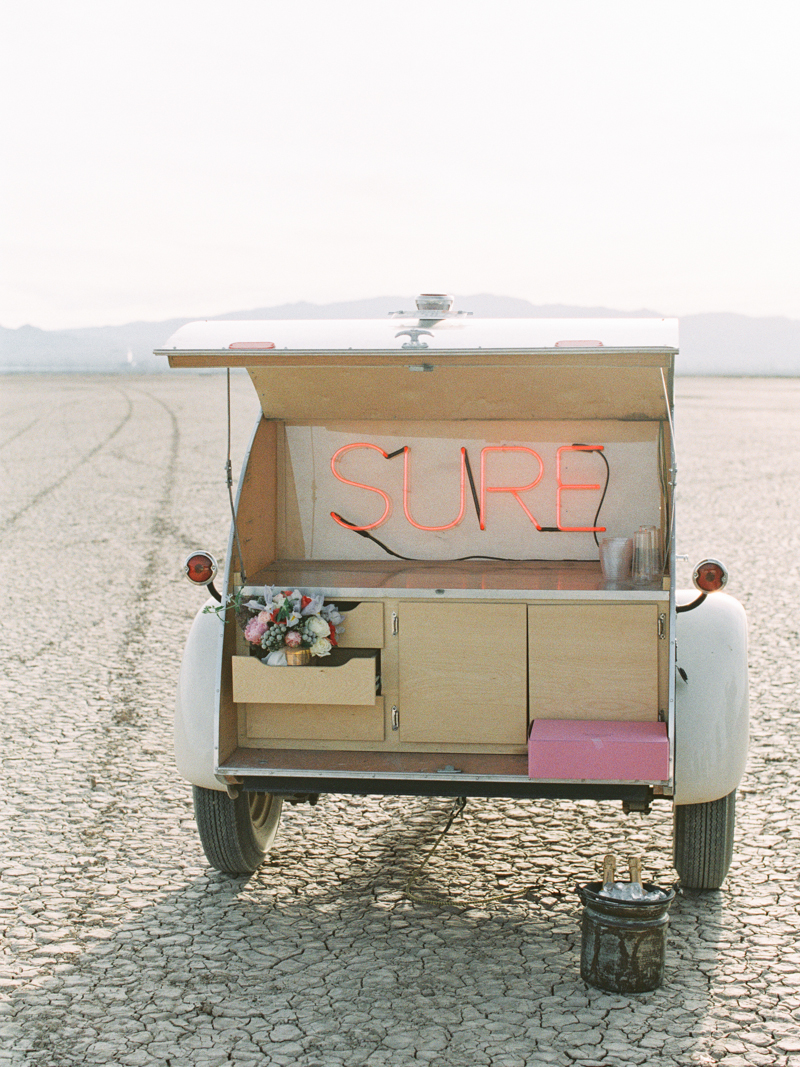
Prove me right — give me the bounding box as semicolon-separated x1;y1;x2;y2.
233;653;383;743
232;652;378;705
228;600;386;746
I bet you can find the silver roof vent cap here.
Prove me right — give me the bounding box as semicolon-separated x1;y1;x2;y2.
390;294;471;321
416;293;454;313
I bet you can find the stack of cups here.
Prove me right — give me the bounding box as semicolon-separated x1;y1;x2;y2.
632;525;662;584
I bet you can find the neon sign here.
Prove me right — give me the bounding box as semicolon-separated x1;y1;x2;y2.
403;446;468;531
556;445;606;533
480;446;544;531
329;442;606;534
330;443;392;531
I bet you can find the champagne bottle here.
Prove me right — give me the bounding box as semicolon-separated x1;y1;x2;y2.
628;855;644;899
602;853;616;892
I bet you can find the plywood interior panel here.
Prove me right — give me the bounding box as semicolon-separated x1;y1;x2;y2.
218;604;239;765
528;603;659;721
277;419;663;564
237;418;278;576
398;602;528;744
247;361;672;421
275;419;306;559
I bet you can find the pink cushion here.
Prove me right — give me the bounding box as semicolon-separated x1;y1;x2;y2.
528;719;669;781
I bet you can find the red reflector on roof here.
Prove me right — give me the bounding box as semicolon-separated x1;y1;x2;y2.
228;342;276;350
555;340;604;347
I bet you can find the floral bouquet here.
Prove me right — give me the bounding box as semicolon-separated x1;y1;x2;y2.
236;587;344;658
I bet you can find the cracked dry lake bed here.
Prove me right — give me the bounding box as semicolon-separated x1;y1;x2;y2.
1;373;800;1066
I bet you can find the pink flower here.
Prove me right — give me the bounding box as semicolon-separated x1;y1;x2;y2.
284;630;302;648
244;611;270;644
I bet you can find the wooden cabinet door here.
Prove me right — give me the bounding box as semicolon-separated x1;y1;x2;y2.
528;603;659;721
398;602;528;744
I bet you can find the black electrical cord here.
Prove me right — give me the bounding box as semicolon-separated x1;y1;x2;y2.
330;514;415;560
569;444;610;546
676;592;706;613
330;513;549;562
463;448;482;523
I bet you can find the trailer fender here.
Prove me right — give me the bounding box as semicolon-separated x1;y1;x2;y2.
174;602;226;792
674;592;748;805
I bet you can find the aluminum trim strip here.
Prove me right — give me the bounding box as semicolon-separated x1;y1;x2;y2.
216;766;671;786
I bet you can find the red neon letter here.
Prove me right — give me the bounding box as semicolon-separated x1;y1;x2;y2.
402;446;467;531
480;446;544;530
330;443;392;530
556;445;607;532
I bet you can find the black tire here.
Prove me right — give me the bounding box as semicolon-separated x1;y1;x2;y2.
673;789;736;890
192;786;283;874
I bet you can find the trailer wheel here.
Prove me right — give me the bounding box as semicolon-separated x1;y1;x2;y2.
673;789;736;890
192;786;283;874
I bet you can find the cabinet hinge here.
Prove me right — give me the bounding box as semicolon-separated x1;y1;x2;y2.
658;612;667;639
391;611;399;636
391;705;399;731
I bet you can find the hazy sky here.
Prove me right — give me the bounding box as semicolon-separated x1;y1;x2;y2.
3;1;799;329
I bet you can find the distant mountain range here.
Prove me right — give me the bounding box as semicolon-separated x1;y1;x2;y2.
2;295;799;375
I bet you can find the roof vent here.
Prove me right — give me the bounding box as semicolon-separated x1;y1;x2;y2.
390;294;471;321
416;293;454;313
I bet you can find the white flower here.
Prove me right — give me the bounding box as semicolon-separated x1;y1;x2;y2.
322;607;344;626
286;610;302;626
307;614;331;637
309;637;332;657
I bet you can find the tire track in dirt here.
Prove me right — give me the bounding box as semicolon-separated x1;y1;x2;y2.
0;388;134;534
0;413;45;451
0;393;87;452
0;388;188;1053
106;386;182;727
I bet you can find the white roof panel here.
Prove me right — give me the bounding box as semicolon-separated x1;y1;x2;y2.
158;316;679;353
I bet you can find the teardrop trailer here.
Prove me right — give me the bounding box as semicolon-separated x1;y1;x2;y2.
157;296;748;888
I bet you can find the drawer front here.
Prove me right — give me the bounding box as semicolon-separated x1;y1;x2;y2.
232;654;378;706
336;602;384;648
245;698;385;742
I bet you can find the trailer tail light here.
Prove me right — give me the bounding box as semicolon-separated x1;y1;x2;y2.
184;552;218;586
693;559;728;593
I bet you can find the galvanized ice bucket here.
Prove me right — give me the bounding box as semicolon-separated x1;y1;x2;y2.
577;881;675;994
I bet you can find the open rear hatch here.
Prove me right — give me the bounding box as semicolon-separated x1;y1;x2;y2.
158;308;677;801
